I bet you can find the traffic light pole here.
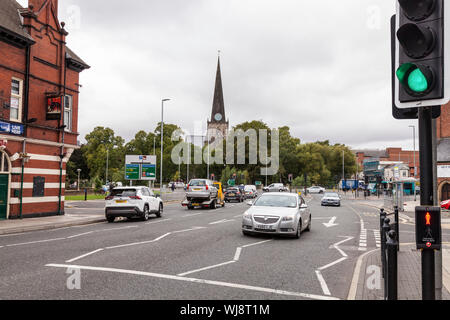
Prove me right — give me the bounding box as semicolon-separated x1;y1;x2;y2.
418;106;436;300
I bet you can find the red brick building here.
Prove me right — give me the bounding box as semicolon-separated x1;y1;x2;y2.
0;0;89;220
437;103;450;202
354;148;420;178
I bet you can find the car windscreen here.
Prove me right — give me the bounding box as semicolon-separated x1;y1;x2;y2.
111;189;137;197
189;180;206;187
253;195;297;208
324;193;338;198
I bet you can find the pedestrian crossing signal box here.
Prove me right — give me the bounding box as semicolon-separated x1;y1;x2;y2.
415;206;441;250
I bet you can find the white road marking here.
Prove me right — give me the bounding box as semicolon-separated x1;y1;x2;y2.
67;231;94;239
46;264;339;301
172;227;206;234
347;248;379;300
177;240;273;277
6;237;66;247
97;226;139;232
323;217;339;228
315;236;353;296
145;219;172;225
315;270;331;296
105;233;172;250
66;249;104;263
209;219;235;225
178;261;236;277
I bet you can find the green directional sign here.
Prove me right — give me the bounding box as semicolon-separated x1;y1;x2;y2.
228;179;235;186
125;164;140;180
141;164;156;179
255;181;262;186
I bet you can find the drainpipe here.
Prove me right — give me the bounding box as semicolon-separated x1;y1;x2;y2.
19;140;26;219
57;39;67;216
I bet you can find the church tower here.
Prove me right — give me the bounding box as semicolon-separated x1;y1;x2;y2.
207;55;229;144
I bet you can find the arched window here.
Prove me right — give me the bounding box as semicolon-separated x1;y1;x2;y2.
0;150;10;173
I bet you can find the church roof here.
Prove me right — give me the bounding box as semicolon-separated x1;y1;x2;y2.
210;57;227;124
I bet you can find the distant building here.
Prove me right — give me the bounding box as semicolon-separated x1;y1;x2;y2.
354;148;419;179
206;56;229;145
0;0;89;220
437;103;450;202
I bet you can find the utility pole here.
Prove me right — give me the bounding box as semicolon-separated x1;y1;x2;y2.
409;125;417;201
161;99;170;196
106;149;109;184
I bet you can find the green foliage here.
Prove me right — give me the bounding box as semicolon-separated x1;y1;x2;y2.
69;121;357;189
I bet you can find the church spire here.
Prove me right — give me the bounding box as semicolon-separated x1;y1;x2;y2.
210;53;226;123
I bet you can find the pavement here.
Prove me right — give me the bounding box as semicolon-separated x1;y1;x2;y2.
346;194;450;300
0;190;187;236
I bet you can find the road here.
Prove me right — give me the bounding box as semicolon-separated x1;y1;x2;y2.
1;193;444;300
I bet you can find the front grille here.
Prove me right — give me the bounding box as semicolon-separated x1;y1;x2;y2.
254;228;277;233
254;216;280;224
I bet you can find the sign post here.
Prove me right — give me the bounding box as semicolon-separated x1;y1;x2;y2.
125;155;157;185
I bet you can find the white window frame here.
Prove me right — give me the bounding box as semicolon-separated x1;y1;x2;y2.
10;78;23;123
64;94;73;132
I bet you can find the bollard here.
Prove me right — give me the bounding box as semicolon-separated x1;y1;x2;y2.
394;206;400;251
84;188;87;201
382;218;391;280
386;230;398;300
380;209;386;278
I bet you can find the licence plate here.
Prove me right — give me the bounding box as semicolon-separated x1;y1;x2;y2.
229;193;235;196
193;188;202;191
116;200;127;204
192;203;200;206
256;224;275;230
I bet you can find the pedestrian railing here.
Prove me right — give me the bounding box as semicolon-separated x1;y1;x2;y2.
379;208;399;300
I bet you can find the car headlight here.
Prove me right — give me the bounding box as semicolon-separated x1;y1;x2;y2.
282;216;294;222
243;212;252;219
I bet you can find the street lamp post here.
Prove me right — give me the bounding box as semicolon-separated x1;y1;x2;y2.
409;125;417;201
161;99;171;196
77;168;81;192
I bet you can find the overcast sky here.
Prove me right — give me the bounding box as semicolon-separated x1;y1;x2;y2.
18;0;419;151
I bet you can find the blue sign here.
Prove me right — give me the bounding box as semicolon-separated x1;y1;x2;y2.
0;121;23;136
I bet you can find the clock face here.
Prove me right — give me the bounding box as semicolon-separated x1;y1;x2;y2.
214;113;223;121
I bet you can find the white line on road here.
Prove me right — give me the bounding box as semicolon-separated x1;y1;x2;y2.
105;233;172;250
67;231;94;239
315;270;331;296
177;239;273;277
314;236;353;296
208;219;235;225
66;249;104;263
145;219;172;225
46;263;339;301
6;237;66;247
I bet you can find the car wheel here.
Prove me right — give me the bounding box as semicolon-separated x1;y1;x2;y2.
106;216;115;223
210;199;216;210
141;205;150;221
156;203;163;218
305;216;311;232
243;230;252;237
187;205;194;210
294;221;302;239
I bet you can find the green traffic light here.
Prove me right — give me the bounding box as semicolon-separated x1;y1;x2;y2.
396;63;430;94
408;68;428;93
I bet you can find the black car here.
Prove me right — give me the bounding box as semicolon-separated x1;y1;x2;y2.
224;187;244;203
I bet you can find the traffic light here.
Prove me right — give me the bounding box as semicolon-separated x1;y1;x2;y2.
391;15;441;119
395;0;450;108
415;206;441;250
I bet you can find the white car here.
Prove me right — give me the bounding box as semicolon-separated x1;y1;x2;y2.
307;186;326;194
105;186;163;223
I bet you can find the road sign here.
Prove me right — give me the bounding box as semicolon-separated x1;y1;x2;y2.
125;164;140;180
394;0;450;108
125;155;157;181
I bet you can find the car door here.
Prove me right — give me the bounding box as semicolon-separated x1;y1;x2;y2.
299;196;308;230
147;188;157;212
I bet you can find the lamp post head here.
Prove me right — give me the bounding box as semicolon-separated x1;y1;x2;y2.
162;98;171;102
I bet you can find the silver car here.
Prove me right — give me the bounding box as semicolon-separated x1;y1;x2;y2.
263;183;288;193
242;193;311;239
321;192;341;207
185;179;218;201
